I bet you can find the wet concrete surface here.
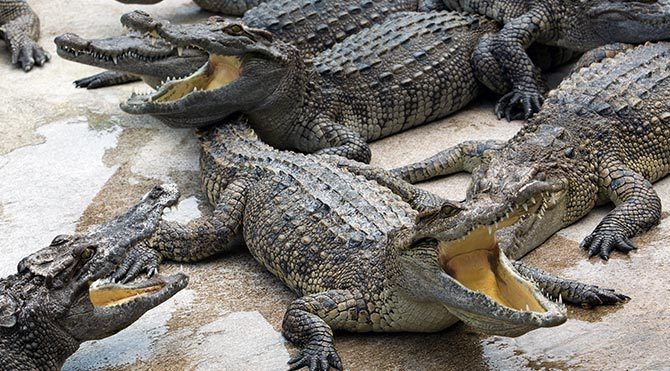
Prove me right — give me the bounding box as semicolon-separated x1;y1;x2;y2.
1;1;669;370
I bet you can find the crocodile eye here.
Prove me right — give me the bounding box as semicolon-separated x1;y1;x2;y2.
80;247;95;260
50;234;70;246
227;24;243;34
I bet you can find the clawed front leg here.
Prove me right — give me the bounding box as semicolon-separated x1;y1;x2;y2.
112;177;252;282
283;290;370;371
332;159;445;212
581;164;661;260
512;261;629;308
0;0;49;71
74;71;141;89
474;7;552;120
391;140;505;184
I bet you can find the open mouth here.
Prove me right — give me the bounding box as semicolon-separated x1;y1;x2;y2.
437;207;548;313
435;187;567;313
127;54;242;105
88;276;177;307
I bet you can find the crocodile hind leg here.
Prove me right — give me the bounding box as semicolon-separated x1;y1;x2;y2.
512;261;629;308
390;140;505;183
0;0;49;71
283;289;377;371
581;162;661;260
74;71;142;89
112;177;252;282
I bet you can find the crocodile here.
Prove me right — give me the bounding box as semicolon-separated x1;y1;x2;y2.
112;118;627;371
114;11;525;163
442;0;670;120
392;41;670;261
0;0;49;71
59;0;446;89
0;184;187;371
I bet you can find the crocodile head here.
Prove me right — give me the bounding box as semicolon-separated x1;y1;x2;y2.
119;11;295;127
391;200;567;336
588;0;670;43
0;185;187;368
407;124;596;308
55;32;207;89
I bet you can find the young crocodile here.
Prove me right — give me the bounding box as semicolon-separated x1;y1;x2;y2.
393;41;670;261
113;119;626;371
443;0;670;120
59;0;446;89
0;0;49;71
116;11;514;163
0;184;188;371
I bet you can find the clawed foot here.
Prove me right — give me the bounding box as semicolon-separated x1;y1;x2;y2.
9;38;50;72
111;244;162;283
288;344;342;371
74;73;110;89
580;229;636;260
571;284;630;309
495;89;543;121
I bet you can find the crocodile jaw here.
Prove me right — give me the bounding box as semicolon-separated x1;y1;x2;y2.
431;207;567;336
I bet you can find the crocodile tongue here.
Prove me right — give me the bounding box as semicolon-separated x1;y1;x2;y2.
150;54;241;103
437;214;546;313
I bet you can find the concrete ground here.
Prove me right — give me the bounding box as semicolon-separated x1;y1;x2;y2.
1;1;668;370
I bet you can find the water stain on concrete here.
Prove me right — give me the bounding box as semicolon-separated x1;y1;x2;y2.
0;119;120;276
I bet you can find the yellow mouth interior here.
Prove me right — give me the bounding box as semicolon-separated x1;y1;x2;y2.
89;283;164;307
438;214;546;313
152;54;241;103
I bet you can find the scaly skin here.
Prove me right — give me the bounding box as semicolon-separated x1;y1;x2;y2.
115;119;628;371
0;185;187;371
444;0;670;120
0;0;48;71
114;11;572;161
64;0;444;89
393;41;670;261
119;11;505;163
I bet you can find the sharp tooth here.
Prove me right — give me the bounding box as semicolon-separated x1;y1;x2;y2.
487;225;493;235
531;197;537;204
523;203;528;212
112;56;118;65
525;304;530;311
559;294;563;304
177;47;184;56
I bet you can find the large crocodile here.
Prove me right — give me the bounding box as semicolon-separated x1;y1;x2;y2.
114;11;559;163
393;41;670;261
112;119;626;371
0;0;49;71
60;0;446;89
0;184;187;370
442;0;670;120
